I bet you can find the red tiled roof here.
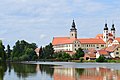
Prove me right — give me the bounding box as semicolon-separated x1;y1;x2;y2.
106;45;119;52
52;37;77;45
97;50;109;55
116;37;120;42
79;38;105;44
52;37;105;45
96;34;103;39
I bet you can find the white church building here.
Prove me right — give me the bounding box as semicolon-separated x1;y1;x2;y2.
52;20;120;55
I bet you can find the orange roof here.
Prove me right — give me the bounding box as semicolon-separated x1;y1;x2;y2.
52;37;77;45
79;38;105;44
116;37;120;42
96;34;103;39
106;45;119;52
97;50;109;55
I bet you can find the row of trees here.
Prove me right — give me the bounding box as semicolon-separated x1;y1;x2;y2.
0;40;38;61
39;46;85;61
0;39;85;61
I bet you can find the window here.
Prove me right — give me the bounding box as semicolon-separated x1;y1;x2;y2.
78;45;80;47
75;44;76;47
117;48;119;51
75;48;76;51
72;34;73;36
87;45;88;47
101;45;104;47
116;52;119;55
96;47;99;49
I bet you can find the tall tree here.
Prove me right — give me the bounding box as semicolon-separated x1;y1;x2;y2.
0;40;6;61
6;44;12;60
42;43;54;59
72;48;84;59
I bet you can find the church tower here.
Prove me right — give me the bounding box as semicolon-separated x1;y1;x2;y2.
103;23;108;42
111;24;115;39
70;20;77;39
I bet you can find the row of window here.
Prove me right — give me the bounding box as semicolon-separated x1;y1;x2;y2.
54;44;71;48
56;49;71;51
81;44;104;48
74;44;80;47
81;44;95;47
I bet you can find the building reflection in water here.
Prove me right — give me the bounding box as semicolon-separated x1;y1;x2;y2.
1;63;120;80
53;67;120;80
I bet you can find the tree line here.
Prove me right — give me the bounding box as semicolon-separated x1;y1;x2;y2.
0;40;85;62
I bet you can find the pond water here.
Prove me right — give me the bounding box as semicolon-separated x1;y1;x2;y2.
1;62;120;80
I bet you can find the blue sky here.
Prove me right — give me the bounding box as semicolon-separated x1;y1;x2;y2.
0;0;120;47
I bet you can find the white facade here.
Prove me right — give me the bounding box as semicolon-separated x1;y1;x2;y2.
53;44;73;52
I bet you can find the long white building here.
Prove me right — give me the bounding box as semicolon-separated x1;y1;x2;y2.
52;20;120;54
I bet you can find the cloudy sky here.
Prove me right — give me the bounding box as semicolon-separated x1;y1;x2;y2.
0;0;120;47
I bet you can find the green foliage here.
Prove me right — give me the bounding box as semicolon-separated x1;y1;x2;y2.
80;57;84;62
0;62;7;80
72;48;84;59
6;44;12;60
12;40;37;61
40;43;54;59
0;40;6;61
53;51;71;61
96;55;107;62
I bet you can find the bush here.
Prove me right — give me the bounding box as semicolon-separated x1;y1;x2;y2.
19;54;29;61
13;57;19;61
107;60;116;63
53;51;71;61
96;55;107;62
80;57;84;62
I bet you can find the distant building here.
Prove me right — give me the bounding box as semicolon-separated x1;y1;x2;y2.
52;20;120;56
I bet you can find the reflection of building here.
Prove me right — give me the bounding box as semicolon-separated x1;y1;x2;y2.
54;68;77;80
53;67;120;80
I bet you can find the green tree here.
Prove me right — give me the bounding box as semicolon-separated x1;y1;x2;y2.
41;43;54;59
39;46;43;59
96;55;107;62
72;48;84;59
0;40;6;61
12;40;37;61
6;44;12;60
53;51;71;61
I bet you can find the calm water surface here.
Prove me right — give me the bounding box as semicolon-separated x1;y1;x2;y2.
1;62;120;80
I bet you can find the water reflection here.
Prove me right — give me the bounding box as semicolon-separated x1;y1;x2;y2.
0;62;7;80
54;67;120;80
1;62;120;80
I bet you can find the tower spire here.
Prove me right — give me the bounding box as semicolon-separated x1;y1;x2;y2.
70;20;77;31
111;22;115;31
70;20;77;39
104;21;108;30
72;20;76;28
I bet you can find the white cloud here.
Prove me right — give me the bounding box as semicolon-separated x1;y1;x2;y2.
0;0;120;47
40;34;47;39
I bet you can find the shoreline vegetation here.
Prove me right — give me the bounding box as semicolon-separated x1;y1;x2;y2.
2;59;120;63
0;40;120;63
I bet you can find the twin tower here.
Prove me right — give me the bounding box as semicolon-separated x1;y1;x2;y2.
70;20;116;43
103;23;116;42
